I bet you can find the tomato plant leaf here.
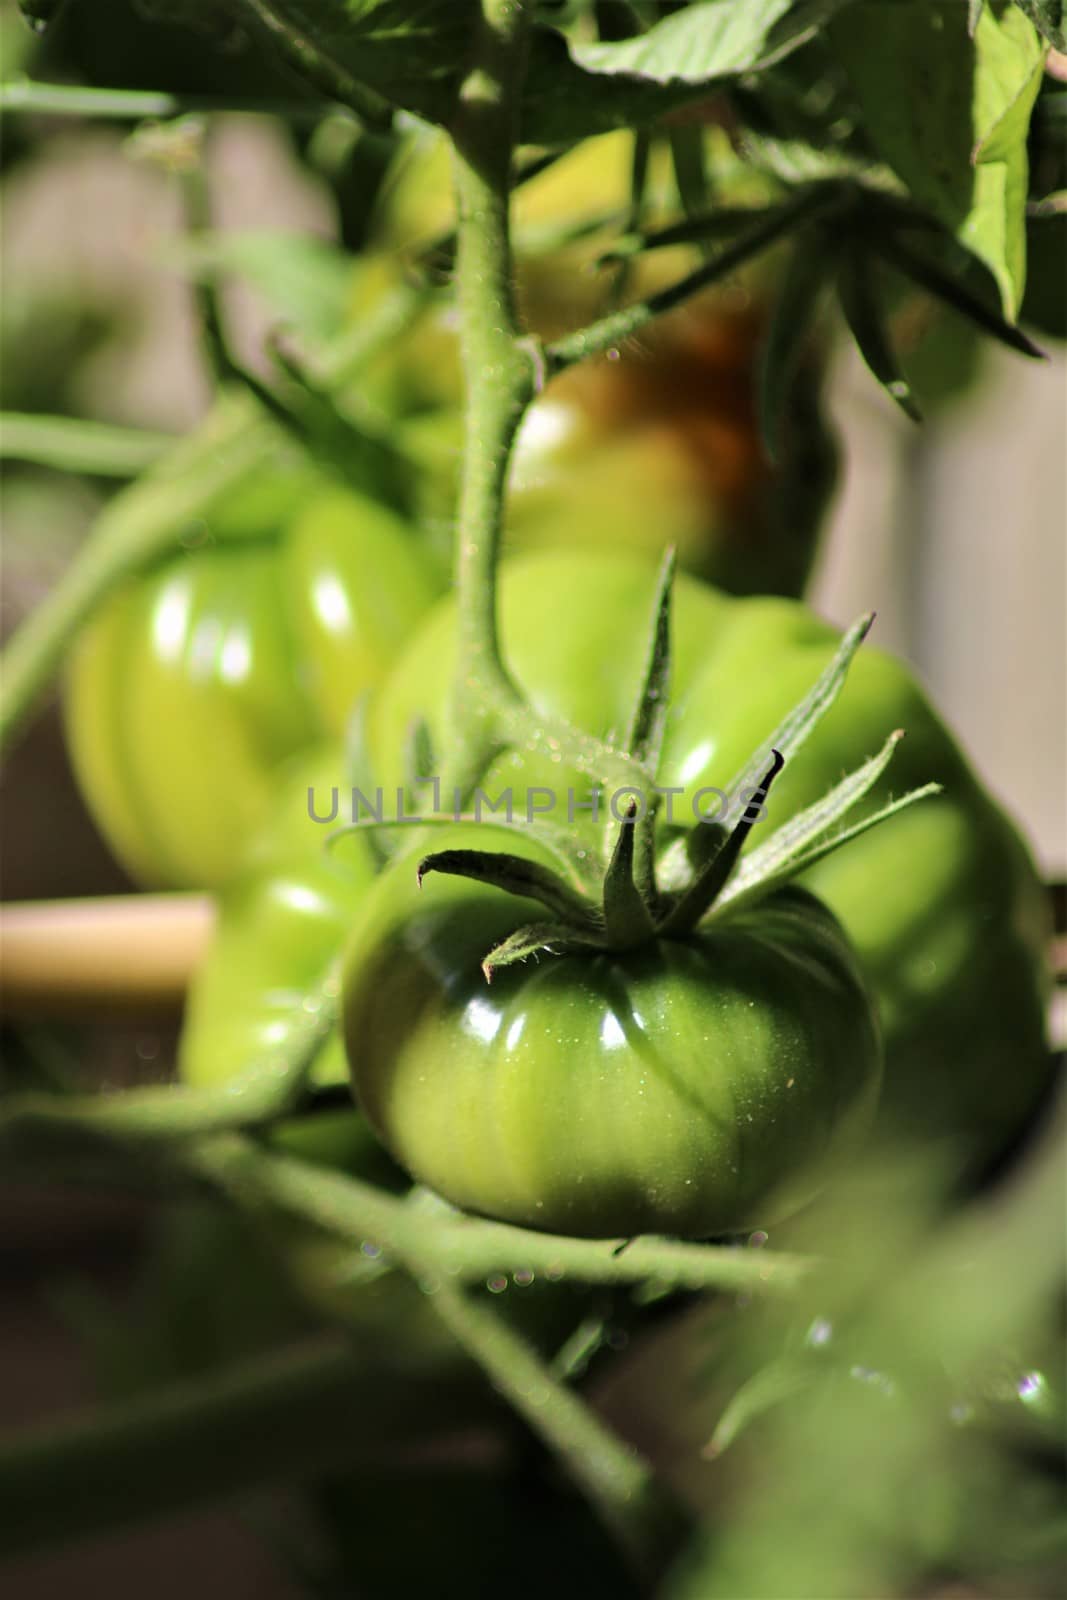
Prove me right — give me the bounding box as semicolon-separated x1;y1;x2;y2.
727;731;907;907
726;782;943;919
480;920;605;981
416;849;600;927
601;203;790;264
1013;0;1066;49
567;0;858;84
602;806;657;946
758;233;831;459
725;613;873;810
236;0;473;124
829;0;1046;318
623;548;675;771
837;247;923;422
718;734;941;917
705;1360;812;1459
878;233;1046;358
657;751;784;936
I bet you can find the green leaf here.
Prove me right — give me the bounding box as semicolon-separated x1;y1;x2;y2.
481;921;603;982
568;0;854;84
830;0;1047;317
725;613;873;814
720;730;905;912
237;0;471;124
229;0;870;144
1014;0;1066;50
601;203;793;264
623;549;675;771
705;1360;812;1459
720;782;941;919
657;751;785;936
416;849;600;928
878;233;1046;358
758;234;831;458
602;806;657;948
837;247;923;421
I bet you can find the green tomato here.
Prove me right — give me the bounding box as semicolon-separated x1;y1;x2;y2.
374;294;835;598
362;126;837;596
504;304;836;597
178;745;414;1183
368;549;1051;1157
342;826;881;1238
179;746;374;1097
64;483;438;889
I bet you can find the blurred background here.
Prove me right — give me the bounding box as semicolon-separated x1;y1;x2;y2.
0;1;1064;1595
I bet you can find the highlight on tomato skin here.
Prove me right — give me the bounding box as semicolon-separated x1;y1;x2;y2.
62;481;440;891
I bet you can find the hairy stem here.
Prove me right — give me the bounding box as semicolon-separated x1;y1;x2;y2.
426;1279;686;1583
444;0;536;791
194;1138;812;1297
198;1134;696;1580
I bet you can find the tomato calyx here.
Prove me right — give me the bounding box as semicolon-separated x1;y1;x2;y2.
414;559;942;982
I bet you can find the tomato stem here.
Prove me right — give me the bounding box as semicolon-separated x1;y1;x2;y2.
442;0;653;833
445;0;536;790
426;1279;689;1585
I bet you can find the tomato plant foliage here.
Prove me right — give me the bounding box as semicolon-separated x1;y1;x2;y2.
0;0;1061;1593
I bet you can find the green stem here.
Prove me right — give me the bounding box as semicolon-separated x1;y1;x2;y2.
439;0;660;838
198;1135;695;1581
0;413;174;476
426;1280;685;1583
0;78;345;123
0;1338;482;1560
181;142;320;446
0;399;276;752
193;1137;812;1296
444;0;536;789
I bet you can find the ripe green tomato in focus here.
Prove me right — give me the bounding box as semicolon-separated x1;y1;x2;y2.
342;829;881;1238
64;484;438;889
369;550;1051;1158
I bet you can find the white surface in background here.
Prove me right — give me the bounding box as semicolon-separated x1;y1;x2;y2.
814;341;1067;876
